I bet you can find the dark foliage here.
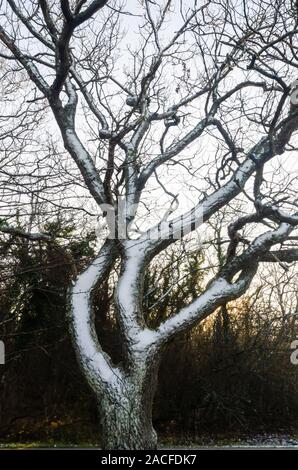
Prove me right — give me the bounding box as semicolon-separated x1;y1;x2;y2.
0;228;297;444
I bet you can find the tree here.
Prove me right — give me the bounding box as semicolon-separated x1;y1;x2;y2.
0;0;298;449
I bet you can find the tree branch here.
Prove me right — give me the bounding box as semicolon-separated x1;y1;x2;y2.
0;26;49;95
155;221;295;344
69;240;122;390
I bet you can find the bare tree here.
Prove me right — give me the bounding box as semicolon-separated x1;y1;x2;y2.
1;0;298;449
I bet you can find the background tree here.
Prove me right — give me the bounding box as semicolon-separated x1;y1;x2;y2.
1;226;297;444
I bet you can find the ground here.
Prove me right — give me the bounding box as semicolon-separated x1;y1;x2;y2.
1;433;298;449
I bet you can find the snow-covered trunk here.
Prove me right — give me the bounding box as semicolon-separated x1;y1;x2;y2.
99;365;159;450
68;236;259;449
68;240;162;449
91;241;160;449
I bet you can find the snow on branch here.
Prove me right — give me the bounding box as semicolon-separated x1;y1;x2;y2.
0;224;52;242
0;26;49;95
69;240;122;389
155;222;296;343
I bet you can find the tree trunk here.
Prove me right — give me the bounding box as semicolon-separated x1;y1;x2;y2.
100;395;157;450
99;375;158;450
68;245;162;450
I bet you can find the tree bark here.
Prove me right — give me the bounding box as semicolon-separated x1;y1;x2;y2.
99;370;158;450
68;241;161;450
99;392;157;450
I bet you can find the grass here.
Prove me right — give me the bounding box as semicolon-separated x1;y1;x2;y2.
1;432;298;449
